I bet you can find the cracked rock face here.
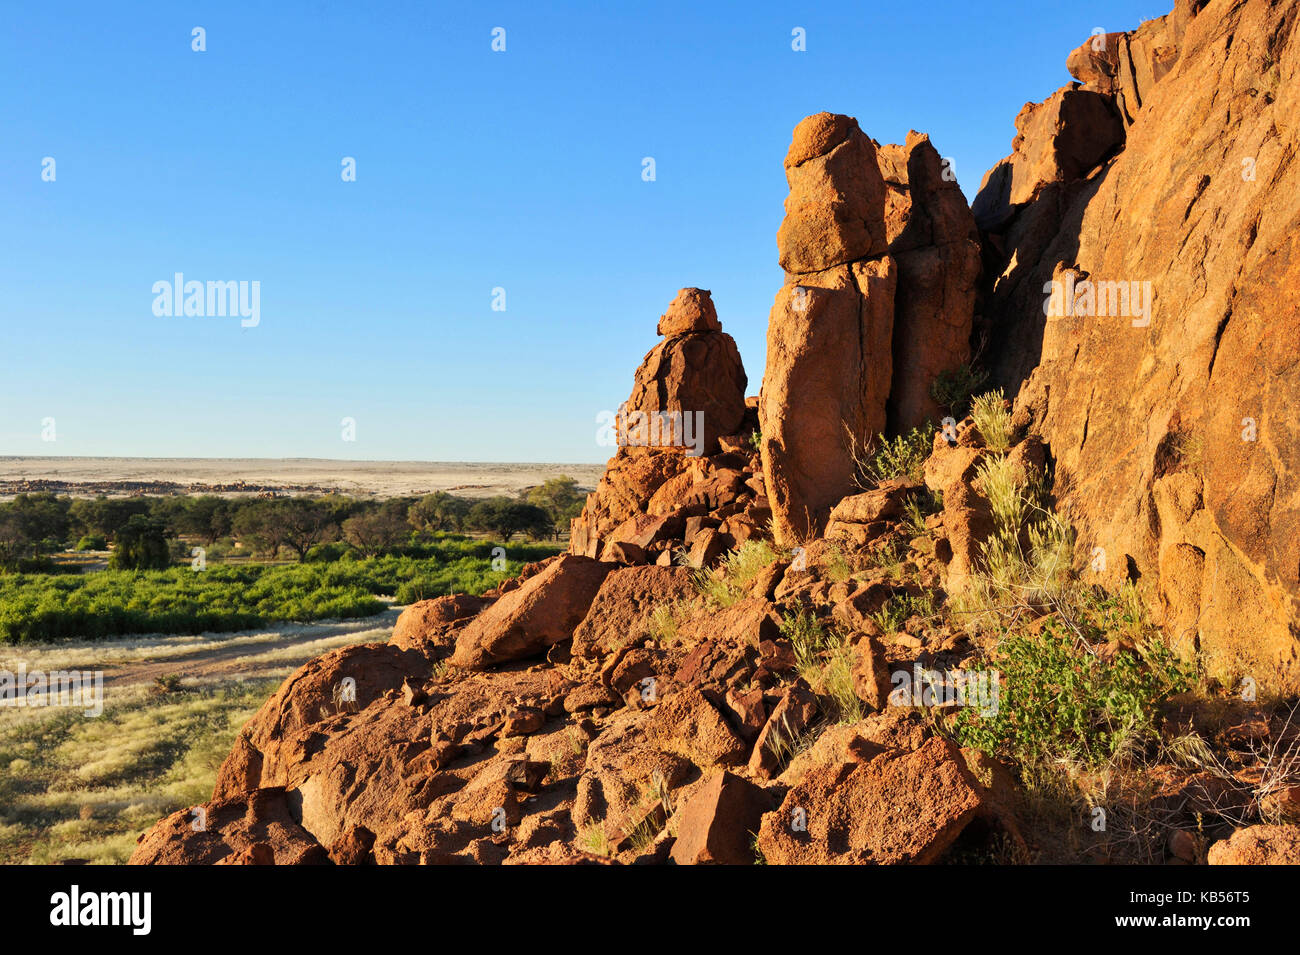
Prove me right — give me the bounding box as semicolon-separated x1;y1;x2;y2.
979;0;1300;682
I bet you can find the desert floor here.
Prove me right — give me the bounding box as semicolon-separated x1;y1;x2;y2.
0;457;606;499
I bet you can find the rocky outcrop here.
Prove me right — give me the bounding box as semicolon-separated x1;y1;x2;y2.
977;0;1300;682
569;289;765;563
878;132;982;432
761;251;898;544
128;0;1300;868
971;88;1125;232
619;287;747;457
130;787;330;865
761;114;979;544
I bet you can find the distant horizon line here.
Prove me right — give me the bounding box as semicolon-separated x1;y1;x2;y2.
0;455;609;467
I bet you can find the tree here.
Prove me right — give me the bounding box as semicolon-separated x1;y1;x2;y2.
173;496;232;545
342;509;409;557
408;492;471;534
524;476;587;539
270;499;339;562
0;510;32;570
468;498;553;542
109;515;171;570
232;500;284;558
8;493;71;550
69;497;151;541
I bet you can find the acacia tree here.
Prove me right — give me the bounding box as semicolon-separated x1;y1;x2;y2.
342;509;409;557
273;499;339;562
524;476;586;539
109;515;171;570
178;496;232;545
408;492;470;535
468;499;553;542
232;500;284;557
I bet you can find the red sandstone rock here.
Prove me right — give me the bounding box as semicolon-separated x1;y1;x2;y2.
451;555;614;669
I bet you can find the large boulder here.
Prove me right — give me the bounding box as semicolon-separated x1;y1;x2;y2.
213;642;428;800
878;131;982;432
761;258;897;543
1207;825;1300;865
761;114;981;544
451;555;614;669
755;736;988;864
570;565;698;661
669;770;771;865
656;287;722;337
777;113;888;274
129;787;329;866
390;593;487;656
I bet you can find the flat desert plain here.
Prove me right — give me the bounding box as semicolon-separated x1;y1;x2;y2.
0;457;606;499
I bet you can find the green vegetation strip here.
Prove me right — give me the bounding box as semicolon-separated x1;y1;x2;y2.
0;537;559;644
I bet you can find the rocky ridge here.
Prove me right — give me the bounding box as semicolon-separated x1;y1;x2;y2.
131;0;1300;866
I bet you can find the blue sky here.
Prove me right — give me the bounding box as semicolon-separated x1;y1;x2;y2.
1;0;1158;463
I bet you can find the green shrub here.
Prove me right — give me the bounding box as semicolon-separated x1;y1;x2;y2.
930;364;989;418
952;620;1194;768
0;543;542;643
951;458;1073;625
305;541;352;563
108;515;171;571
870;591;936;633
857;425;932;487
902;489;942;537
74;535;107;551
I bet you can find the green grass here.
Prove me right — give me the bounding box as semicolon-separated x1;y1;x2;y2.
970;390;1013;453
870;591;937;632
0;677;275;864
0;537;557;643
780;609;861;724
695;539;780;609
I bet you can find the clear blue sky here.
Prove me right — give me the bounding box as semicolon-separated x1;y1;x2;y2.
1;0;1158;463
